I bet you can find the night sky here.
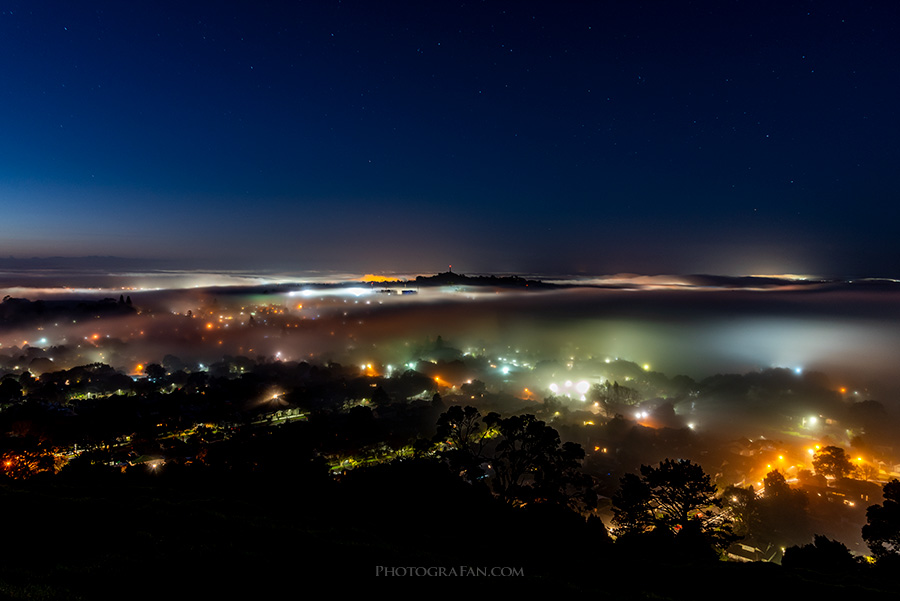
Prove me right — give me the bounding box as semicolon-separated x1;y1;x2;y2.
1;1;897;277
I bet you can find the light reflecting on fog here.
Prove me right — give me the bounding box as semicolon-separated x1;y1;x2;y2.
2;272;900;399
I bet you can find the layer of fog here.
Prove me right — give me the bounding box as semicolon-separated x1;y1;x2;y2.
3;280;898;401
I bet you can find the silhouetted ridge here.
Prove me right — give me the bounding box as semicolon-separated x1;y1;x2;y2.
414;271;557;289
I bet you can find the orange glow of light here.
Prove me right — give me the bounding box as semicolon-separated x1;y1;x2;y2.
361;364;378;376
840;387;847;394
296;304;303;310
361;274;400;283
91;334;100;340
135;364;144;372
205;323;214;330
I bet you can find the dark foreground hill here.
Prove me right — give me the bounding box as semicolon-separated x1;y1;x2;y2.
1;460;899;600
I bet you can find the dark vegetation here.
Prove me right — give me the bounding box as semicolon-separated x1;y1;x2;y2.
414;270;559;289
0;296;134;327
0;345;899;596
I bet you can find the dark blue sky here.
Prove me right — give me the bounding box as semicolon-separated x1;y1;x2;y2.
1;1;897;276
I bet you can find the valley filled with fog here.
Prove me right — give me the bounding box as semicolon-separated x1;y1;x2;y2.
2;272;900;556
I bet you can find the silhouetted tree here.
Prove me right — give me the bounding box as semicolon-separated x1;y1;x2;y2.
483;413;592;508
721;484;759;539
611;459;734;551
540;396;569;419
783;535;859;572
370;386;390;407
763;469;792;498
757;470;811;547
144;364;166;381
643;459;724;532
611;472;654;535
863;479;900;562
162;355;186;373
858;462;880;483
813;445;854;479
589;381;641;417
436;405;490;454
434;405;492;481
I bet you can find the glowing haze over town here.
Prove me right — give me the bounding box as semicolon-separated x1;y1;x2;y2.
1;1;899;595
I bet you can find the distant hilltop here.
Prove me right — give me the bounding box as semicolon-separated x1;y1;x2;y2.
413;271;557;289
0;295;135;328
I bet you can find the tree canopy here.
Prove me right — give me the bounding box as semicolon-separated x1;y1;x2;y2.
783;535;859;572
612;458;733;551
433;405;493;481
862;479;900;562
485;412;593;508
756;470;812;548
812;445;854;480
433;407;594;509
